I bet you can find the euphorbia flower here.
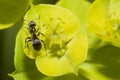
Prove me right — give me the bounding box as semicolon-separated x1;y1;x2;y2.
20;4;88;76
88;0;120;47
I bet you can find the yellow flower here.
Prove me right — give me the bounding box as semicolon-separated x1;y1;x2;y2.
21;4;88;76
88;0;120;47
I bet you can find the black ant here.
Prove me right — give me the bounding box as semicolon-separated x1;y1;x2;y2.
25;20;43;51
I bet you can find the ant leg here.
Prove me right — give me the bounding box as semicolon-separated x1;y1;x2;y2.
25;37;32;48
36;26;46;37
36;26;40;34
40;32;46;37
25;37;32;54
25;37;32;43
41;40;47;55
37;29;47;40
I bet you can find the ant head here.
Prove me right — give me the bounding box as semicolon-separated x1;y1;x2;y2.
28;21;36;27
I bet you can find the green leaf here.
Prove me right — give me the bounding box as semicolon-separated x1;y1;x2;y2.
0;0;29;29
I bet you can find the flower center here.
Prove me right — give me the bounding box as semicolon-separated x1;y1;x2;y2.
47;34;68;58
105;12;120;39
42;18;69;58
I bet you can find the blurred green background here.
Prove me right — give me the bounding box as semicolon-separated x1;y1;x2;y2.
0;20;22;80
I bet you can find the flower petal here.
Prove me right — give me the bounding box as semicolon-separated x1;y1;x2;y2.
35;33;88;76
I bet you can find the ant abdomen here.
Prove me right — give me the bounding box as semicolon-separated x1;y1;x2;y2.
32;38;42;51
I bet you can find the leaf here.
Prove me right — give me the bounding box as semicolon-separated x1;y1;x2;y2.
0;0;29;29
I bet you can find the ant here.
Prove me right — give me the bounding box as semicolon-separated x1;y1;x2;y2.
25;20;43;51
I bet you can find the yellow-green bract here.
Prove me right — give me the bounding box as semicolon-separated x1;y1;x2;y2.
88;0;120;47
21;4;88;76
